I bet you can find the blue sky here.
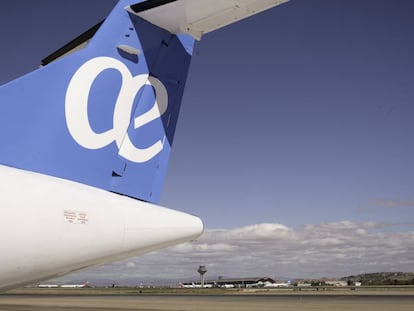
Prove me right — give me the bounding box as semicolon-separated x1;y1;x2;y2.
164;0;414;229
1;0;413;280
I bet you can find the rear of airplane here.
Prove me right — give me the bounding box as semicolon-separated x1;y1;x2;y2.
0;0;195;203
0;0;289;291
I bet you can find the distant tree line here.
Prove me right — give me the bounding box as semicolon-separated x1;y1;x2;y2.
342;272;414;286
359;278;414;286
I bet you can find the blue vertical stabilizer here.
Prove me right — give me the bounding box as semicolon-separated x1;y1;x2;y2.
0;0;194;203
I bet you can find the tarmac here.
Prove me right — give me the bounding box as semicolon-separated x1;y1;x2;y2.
1;292;414;311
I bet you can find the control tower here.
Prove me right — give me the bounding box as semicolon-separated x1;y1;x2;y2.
197;265;207;288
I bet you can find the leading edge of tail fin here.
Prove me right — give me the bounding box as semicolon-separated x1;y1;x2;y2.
0;0;195;203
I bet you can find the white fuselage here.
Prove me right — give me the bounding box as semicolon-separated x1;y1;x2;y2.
0;165;203;292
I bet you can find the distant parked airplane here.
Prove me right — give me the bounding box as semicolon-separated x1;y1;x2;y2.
38;282;89;289
38;284;59;288
179;282;212;288
263;281;291;288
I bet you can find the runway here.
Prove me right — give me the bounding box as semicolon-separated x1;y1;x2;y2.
1;294;413;311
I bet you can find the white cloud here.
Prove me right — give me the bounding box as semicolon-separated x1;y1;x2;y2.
126;262;136;268
374;199;414;208
53;221;414;284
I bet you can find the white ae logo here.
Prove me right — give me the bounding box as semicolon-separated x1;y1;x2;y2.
65;57;168;163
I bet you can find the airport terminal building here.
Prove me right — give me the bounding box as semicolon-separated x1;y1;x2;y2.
181;277;276;288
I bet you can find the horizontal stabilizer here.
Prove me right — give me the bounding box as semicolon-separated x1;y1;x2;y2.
129;0;290;40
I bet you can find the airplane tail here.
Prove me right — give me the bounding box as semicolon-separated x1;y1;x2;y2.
0;0;194;203
0;0;289;204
